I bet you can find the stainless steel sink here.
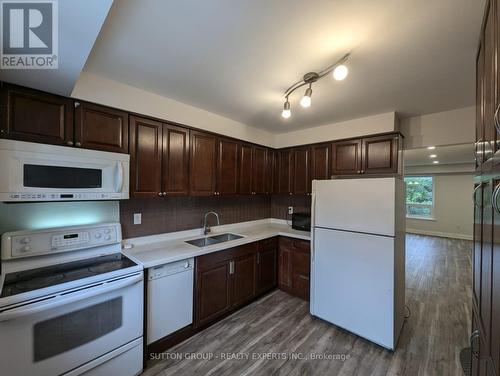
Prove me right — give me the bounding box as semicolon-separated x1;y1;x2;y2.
185;233;244;248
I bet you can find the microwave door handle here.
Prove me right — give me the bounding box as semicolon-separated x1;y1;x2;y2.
0;273;142;322
115;162;124;193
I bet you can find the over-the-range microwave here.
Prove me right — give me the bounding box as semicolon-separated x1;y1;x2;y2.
0;139;130;202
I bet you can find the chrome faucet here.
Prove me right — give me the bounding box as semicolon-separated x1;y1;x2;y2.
203;211;220;235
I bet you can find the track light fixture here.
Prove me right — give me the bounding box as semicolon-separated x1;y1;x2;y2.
281;53;350;119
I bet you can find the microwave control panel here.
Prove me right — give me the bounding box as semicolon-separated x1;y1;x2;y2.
1;223;122;259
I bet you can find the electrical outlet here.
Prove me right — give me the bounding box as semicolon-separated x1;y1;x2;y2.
288;206;293;215
133;213;142;225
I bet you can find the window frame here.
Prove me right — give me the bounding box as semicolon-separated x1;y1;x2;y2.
405;176;435;220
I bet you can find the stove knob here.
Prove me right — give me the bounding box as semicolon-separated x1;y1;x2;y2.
184;261;190;269
21;245;31;252
21;237;31;244
104;229;111;234
95;233;102;239
105;235;111;241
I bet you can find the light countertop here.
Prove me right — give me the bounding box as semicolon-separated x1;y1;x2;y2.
122;219;310;268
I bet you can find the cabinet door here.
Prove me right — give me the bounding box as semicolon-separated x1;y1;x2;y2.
162;124;190;195
474;182;484;309
239;143;253;194
361;135;398;174
291;249;310;301
278;238;293;289
492;180;500;375
217;138;239;195
231;253;256;307
331;140;362;175
74;101;129;153
195;260;232;328
257;243;277;294
252;146;267;194
266;149;277;194
484;1;495;161
311;143;331;181
481;180;493;358
190;131;217;196
129;116;162;198
278;149;293;195
477;42;485;170
0;84;73;146
293;147;310;194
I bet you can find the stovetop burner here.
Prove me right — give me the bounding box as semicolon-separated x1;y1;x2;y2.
0;253;137;298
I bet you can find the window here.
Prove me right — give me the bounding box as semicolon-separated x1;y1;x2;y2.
405;176;434;219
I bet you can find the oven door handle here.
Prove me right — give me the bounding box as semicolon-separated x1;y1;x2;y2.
0;273;142;322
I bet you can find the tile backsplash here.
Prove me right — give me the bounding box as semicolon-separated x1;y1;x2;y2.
120;196;271;238
120;195;312;238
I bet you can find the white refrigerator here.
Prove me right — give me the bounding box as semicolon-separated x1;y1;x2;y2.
310;177;406;350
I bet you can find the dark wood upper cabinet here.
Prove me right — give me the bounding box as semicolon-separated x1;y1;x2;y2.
477;42;485;170
252;146;267;194
74;101;129;153
484;1;496;160
292;147;310;195
217;138;239;195
162;124;190;195
331;139;362;175
129;116;162;198
311;143;331;182
190;131;217;196
266;149;276;195
278;149;293;195
239;143;253;194
231;253;256;308
0;84;73;146
362;135;399;175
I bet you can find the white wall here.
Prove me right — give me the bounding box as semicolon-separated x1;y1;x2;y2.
72;72;275;147
400;106;475;149
274;112;397;148
72;73;400;149
406;174;474;240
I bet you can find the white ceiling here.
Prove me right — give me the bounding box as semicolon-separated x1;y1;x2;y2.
84;0;485;132
404;144;475;167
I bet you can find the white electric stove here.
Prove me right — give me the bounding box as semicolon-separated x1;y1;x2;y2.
0;223;144;376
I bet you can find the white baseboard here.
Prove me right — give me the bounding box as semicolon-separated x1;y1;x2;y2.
406;228;473;241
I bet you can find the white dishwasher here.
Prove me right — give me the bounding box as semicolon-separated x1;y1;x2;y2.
147;258;194;345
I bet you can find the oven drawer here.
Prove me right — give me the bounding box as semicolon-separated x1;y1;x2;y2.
0;272;143;376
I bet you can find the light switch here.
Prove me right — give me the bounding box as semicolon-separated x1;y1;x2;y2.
133;213;142;225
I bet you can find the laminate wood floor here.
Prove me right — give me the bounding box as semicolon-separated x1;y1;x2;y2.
142;234;472;376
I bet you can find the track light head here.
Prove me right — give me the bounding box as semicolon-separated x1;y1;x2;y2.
300;85;312;108
282;99;291;119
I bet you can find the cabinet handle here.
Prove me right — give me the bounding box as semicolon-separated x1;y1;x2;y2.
361;170;365;174
158;192;163;197
162;192;167;196
470;329;480;358
473;184;482;207
75;142;81;147
229;260;234;275
495;104;500;134
493;184;500;214
74;101;80;108
66;141;73;146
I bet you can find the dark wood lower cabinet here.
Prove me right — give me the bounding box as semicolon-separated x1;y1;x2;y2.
194;240;278;328
232;253;256;308
278;237;310;300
